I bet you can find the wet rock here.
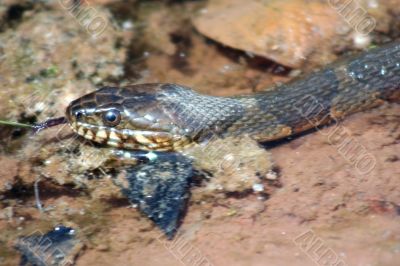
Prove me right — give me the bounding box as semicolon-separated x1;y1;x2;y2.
0;5;128;188
193;0;396;68
0;6;126;122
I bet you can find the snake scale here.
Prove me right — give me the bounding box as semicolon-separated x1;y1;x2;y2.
62;42;400;237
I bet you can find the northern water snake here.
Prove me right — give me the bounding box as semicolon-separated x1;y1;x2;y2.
66;42;400;150
61;42;400;237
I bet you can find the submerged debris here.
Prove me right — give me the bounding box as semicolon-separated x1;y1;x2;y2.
15;225;83;266
114;152;193;238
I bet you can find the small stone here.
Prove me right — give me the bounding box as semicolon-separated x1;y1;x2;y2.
266;170;278;180
353;33;371;49
122;20;133;30
0;207;13;220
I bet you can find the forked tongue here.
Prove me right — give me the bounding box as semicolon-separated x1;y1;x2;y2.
0;117;67;134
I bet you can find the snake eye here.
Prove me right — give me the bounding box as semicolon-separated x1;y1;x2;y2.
75;111;83;121
102;109;121;127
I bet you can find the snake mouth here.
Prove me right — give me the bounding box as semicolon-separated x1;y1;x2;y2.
69;121;191;151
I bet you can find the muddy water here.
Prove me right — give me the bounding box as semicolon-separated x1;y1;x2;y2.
0;1;399;265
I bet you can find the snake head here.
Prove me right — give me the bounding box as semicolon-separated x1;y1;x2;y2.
65;84;194;151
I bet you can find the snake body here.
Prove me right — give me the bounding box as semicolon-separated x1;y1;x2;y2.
66;42;400;150
62;42;400;238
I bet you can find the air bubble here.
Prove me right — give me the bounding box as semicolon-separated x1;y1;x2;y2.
348;71;364;81
356;73;364;81
252;183;264;192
